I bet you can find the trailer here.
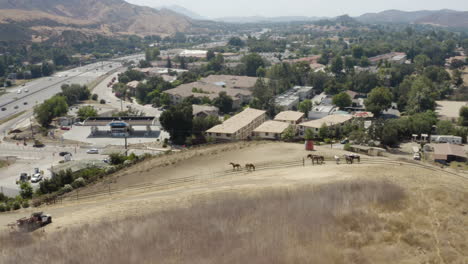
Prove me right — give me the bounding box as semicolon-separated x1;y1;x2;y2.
12;212;52;232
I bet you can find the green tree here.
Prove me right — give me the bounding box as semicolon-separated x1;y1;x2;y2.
20;182;33;199
298;99;312;114
281;125;295;141
318;123;330;139
459;106;468;126
166;57;172;69
34;96;69;127
332;92;352;109
436;120;454;135
304;128;314;140
77;106;98;120
330;56;343;75
206;50;216;61
452;69;464;87
365;87;393;116
159;103;193;145
241;53;265;77
414;54;430;71
406;76;437;114
213;92;233;114
228;37;244;47
352;46;364;59
41;62;55;76
344;56;355;72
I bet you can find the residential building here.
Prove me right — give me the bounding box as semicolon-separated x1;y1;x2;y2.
179;49;208;58
308;105;337;120
434;143;466;163
369;52;407;65
164;75;259;108
274;111;305;125
126;80;140;96
206;108;267;141
192;105;219;118
274;86;314;110
430;135;463;145
253;121;291;140
298;114;353;137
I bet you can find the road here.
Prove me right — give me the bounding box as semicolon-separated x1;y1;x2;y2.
0;53;145;122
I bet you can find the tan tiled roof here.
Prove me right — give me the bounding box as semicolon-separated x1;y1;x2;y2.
207;108;266;134
253;121;290;134
127;81;140;89
300;115;353;129
434;143;466;159
274;111;305;122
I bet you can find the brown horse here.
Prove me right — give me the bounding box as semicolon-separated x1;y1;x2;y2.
245;163;256;172
344;155;354;164
350;154;360;163
307;154;324;165
229;162;241;171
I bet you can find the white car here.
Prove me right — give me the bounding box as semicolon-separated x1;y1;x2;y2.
17;89;22;94
24;88;29;93
31;173;43;183
413;153;421;161
87;149;99;154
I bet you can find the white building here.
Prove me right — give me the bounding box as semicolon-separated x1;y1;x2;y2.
274;111;305;125
274;86;314;110
430;135;463;145
298;115;353;137
253;121;291;140
206;108;267;141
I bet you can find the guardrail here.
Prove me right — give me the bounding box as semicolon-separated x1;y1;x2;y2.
61;155;467;203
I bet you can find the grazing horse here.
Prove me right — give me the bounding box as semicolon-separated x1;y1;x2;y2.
344;155;354;164
307;154;324;165
229;162;241;171
350;154;360;163
245;163;256;172
334;155;341;165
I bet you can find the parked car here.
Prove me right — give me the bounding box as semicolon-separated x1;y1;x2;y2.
31;173;43;183
87;149;99;154
59;152;72;157
413;153;421;161
33;140;45;148
340;139;349;144
60;126;71;131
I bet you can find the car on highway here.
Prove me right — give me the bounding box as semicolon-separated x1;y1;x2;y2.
1;107;5;111
31;173;43;183
59;151;72;157
23;102;28;105
60;126;71;131
17;89;22;94
87;148;99;154
24;89;29;92
14;105;19;109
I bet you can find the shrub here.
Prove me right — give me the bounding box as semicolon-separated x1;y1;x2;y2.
0;203;5;212
100;99;106;104
32;199;42;208
324;138;332;144
4;203;10;211
22;201;30;208
72;178;86;189
12;201;21;210
344;143;352;151
62;184;74;193
109;153;128;165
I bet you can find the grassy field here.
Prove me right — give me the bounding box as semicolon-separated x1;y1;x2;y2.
1;177;467;264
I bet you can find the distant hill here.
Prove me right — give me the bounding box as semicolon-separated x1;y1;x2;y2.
356;9;468;28
0;0;195;42
215;16;324;24
160;5;206;20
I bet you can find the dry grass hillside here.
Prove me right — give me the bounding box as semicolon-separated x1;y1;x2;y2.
0;0;194;39
0;142;467;263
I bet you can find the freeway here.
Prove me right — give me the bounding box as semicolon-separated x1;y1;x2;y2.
0;53;145;122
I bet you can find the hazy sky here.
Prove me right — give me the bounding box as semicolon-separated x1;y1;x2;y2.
126;0;468;18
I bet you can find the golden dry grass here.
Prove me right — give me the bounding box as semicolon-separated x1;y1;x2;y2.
1;178;466;264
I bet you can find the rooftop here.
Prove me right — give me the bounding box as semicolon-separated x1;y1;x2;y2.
127;81;140;89
83;116;156;126
253;121;290;134
165;75;258;99
300;114;353;129
206;108;266;134
434;143;466;159
192;104;219;115
274;111;305;122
